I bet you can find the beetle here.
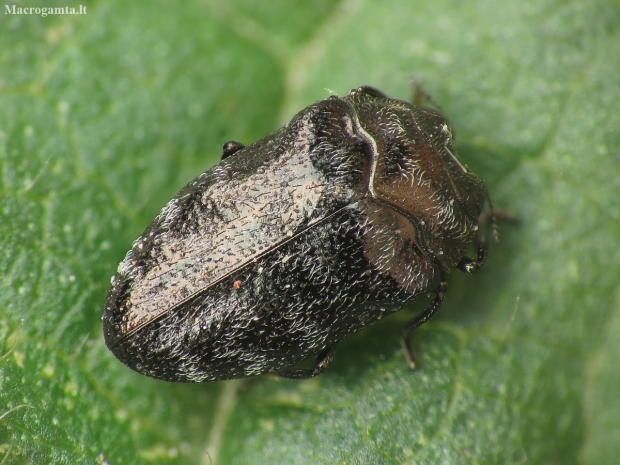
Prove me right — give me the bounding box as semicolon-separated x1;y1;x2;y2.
103;86;492;382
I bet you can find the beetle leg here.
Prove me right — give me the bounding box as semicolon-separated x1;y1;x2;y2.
221;140;245;160
456;237;488;275
400;279;448;369
274;346;337;380
459;204;520;275
457;190;497;275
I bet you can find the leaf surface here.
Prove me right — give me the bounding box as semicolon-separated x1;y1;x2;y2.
1;0;619;463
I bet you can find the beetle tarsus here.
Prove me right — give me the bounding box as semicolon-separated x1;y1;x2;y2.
400;279;448;369
274;346;336;380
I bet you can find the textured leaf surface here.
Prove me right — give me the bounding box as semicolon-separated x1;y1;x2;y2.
1;0;619;463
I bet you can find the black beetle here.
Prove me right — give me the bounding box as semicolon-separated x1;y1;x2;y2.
103;86;492;382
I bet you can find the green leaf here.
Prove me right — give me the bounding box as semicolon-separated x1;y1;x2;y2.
1;0;618;463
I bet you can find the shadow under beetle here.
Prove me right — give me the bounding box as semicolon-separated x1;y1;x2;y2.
103;86;494;382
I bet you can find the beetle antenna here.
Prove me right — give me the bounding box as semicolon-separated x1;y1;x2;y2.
410;78;445;113
486;190;499;243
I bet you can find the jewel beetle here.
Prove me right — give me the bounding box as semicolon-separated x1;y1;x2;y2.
103;86;493;382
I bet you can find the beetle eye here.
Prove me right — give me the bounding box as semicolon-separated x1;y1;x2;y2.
355;86;388;99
